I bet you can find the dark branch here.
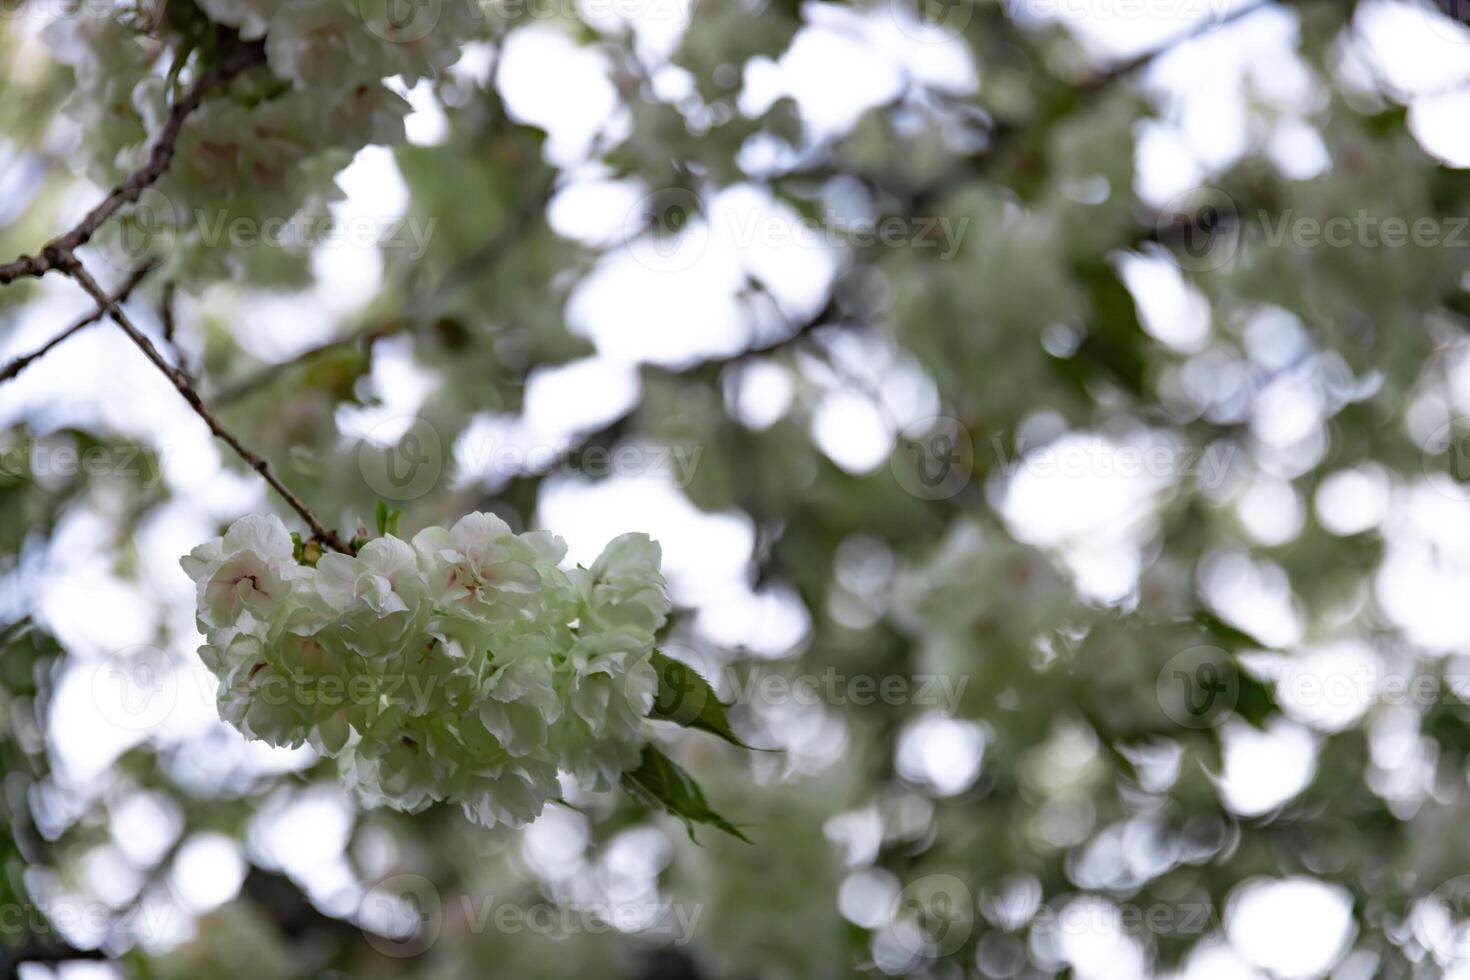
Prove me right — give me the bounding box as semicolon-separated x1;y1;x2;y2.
0;936;109;975
0;265;154;385
65;258;353;554
0;41;266;286
158;278;192;379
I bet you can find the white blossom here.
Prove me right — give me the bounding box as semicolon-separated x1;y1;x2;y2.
183;513;670;827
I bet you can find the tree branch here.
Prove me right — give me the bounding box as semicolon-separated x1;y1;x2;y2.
0;264;154;385
788;0;1280;211
0;41;266;286
64;258;352;553
158;278;192;379
0;935;109;975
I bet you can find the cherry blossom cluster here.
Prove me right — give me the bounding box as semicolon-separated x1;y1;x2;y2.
42;0;481;277
182;513;670;827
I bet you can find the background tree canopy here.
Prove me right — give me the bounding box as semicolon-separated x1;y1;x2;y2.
3;0;1470;976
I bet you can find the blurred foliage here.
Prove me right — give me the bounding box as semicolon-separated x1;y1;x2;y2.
3;0;1470;978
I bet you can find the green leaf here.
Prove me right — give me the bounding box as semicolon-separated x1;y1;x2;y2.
649;651;759;749
620;744;751;844
374;499;402;537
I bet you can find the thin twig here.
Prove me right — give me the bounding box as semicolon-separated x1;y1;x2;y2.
160;281;178;348
64;258;352;553
789;0;1280;209
0;36;348;551
0;265;154;385
1089;0;1277;81
158;278;193;379
0;42;266;286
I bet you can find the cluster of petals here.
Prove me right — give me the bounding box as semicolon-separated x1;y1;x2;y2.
182;512;670;827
